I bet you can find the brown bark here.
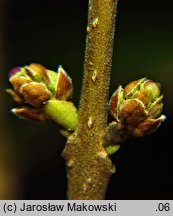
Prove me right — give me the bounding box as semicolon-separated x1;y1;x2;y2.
63;0;118;199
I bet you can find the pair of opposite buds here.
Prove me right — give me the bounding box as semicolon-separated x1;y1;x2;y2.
7;64;166;152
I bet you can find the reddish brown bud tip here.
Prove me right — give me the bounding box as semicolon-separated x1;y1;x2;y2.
9;75;31;92
56;66;73;100
25;63;50;84
109;86;123;121
132;89;153;107
123;78;146;98
120;99;147;126
129;115;166;137
20;82;52;107
12;107;46;121
148;96;163;119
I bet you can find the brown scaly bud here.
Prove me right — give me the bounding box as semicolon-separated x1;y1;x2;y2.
56;66;73;100
20;82;52;107
8;64;73;107
7;63;75;124
8;66;52;108
25;63;50;84
109;78;166;138
9;68;31;92
12;107;46;121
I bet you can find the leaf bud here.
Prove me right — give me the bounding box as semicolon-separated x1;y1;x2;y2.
12;107;46;121
109;78;165;138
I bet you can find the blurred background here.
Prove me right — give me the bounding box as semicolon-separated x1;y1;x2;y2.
0;0;173;199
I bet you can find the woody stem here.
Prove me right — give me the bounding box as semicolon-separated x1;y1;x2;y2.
63;0;118;199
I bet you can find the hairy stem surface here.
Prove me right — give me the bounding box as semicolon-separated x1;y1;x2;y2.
63;0;118;199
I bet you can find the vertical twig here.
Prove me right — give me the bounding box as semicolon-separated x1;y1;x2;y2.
63;0;118;199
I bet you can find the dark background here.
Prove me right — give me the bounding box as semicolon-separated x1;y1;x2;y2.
0;0;173;199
